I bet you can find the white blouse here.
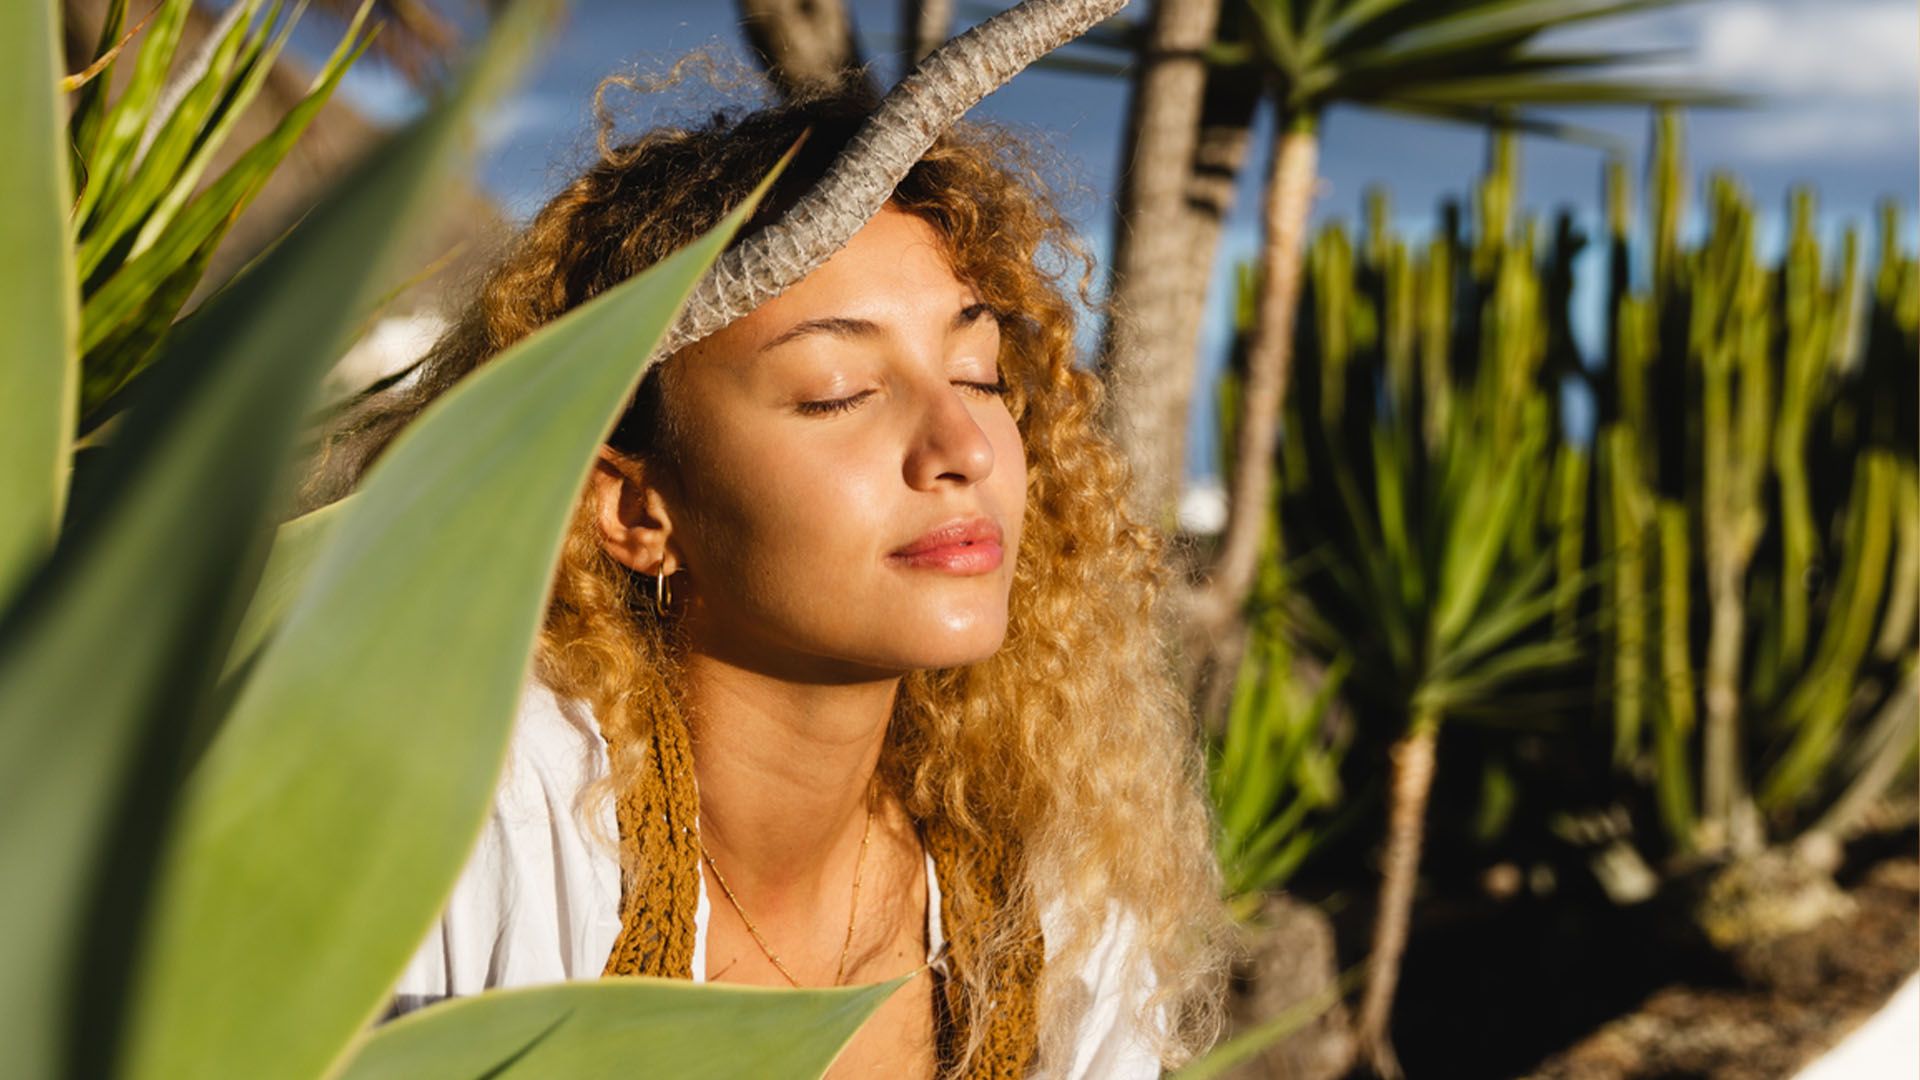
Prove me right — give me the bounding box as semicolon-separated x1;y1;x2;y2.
386;676;1164;1078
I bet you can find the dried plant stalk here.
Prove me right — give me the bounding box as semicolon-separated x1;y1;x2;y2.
658;0;1124;357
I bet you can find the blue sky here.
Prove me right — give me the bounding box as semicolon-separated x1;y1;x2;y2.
301;0;1919;479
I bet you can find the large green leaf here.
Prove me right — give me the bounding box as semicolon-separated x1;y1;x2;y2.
123;121;785;1080
0;0;78;606
0;4;558;1077
335;976;910;1080
222;495;353;683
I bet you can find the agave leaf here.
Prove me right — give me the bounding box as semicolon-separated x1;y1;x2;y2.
124;115;785;1080
0;0;78;607
0;4;557;1076
336;975;910;1080
223;496;354;683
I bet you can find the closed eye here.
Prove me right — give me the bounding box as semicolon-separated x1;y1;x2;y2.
797;379;1007;416
796;390;876;416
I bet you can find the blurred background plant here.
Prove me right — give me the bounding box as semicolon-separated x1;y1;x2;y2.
65;0;375;430
1199;112;1917;1077
11;1;1915;1077
1585;107;1919;970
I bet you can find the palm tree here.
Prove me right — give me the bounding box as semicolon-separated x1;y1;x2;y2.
737;0;874;99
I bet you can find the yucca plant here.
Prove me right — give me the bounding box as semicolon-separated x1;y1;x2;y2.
1593;110;1919;956
1;2;905;1076
66;0;379;434
1209;603;1355;917
1221;132;1603;1076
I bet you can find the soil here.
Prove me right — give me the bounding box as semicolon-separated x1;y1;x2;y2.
1358;829;1919;1080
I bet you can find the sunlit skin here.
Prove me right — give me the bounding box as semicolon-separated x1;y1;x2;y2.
586;205;1028;1077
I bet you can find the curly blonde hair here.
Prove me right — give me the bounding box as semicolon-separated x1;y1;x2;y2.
304;85;1228;1075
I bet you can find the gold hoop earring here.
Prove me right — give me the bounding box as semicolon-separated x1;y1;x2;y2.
653;565;673;616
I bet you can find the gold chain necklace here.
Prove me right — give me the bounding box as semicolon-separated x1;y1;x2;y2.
698;774;877;987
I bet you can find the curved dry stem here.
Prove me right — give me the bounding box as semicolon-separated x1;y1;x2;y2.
657;0;1125;358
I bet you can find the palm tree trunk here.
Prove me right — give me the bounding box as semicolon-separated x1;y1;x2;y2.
902;0;953;62
1186;115;1318;663
1097;0;1222;531
1354;712;1440;1080
737;0;870;100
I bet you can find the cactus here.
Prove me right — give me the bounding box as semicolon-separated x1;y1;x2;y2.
1593;112;1918;870
1203;106;1915;1037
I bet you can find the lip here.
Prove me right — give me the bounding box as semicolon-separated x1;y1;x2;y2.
888;516;1004;574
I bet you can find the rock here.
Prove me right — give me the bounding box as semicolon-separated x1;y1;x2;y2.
1222;893;1355;1080
1688;849;1857;995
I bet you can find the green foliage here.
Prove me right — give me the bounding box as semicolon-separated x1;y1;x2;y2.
69;0;377;431
0;2;896;1077
335;976;914;1080
1208;102;1917;899
1597;110;1920;859
0;0;78;604
1229;0;1731;123
1210;623;1354;908
1262;136;1591;746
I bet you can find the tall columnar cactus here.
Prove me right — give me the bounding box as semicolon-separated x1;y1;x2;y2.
1211;110;1917;1070
1594;110;1919;885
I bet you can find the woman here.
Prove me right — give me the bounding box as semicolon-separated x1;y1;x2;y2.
312;86;1228;1078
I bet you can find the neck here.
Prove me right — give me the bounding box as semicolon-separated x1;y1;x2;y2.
678;650;899;913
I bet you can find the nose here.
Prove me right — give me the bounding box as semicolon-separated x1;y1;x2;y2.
902;374;995;490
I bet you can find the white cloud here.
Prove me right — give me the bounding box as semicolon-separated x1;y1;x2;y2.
476;94;578;152
1692;0;1916;101
1550;0;1918;163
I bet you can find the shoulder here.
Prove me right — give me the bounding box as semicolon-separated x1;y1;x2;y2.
1041;900;1165;1079
386;675;623;1013
494;675;612;819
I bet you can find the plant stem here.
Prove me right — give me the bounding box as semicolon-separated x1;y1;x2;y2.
1189;114;1319;659
1354;710;1438;1080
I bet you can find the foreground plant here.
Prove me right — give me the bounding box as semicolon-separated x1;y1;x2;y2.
1;3;903;1076
4;1;1161;1076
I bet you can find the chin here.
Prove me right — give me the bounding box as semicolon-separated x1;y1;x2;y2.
891;611;1010;671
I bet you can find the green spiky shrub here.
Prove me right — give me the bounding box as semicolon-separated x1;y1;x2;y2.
0;2;898;1077
66;0;383;432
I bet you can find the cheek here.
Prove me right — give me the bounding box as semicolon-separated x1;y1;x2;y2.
984;408;1029;542
678;422;890;588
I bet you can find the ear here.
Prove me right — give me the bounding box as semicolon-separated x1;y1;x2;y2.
587;445;680;576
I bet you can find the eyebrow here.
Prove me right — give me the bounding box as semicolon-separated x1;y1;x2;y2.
756;302;997;353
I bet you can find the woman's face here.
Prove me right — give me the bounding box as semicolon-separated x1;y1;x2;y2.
606;204;1028;681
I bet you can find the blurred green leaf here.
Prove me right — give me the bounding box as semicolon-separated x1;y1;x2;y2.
222;495;353;683
336;976;911;1080
0;0;78;606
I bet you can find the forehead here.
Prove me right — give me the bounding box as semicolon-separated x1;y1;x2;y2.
691;207;975;367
